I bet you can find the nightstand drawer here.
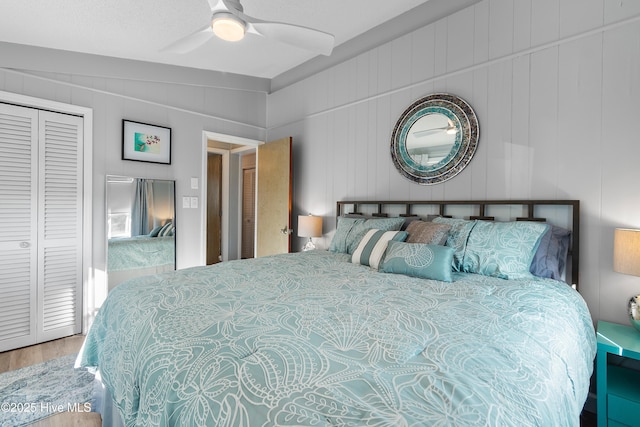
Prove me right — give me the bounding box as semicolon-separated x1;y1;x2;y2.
609;394;640;425
608;365;640;425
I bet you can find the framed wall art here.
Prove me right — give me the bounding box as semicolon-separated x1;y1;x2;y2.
122;120;171;164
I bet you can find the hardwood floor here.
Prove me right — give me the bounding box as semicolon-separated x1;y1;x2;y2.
0;336;102;427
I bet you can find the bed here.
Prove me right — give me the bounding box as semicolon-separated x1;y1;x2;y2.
80;200;595;426
107;233;175;290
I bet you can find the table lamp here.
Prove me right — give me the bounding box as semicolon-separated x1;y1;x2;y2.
298;214;322;251
613;228;640;331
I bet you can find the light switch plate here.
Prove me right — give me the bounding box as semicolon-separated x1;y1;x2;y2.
190;196;198;209
182;196;190;209
190;177;199;190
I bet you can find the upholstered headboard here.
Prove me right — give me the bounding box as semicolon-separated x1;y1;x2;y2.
336;200;580;289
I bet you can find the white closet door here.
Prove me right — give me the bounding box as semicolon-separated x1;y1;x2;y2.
37;111;83;342
0;104;38;351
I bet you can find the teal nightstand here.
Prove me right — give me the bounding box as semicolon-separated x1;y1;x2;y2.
597;321;640;426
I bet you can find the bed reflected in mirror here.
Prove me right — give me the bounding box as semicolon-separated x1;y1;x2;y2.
106;175;175;291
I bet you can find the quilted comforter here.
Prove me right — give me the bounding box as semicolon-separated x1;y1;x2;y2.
80;250;595;426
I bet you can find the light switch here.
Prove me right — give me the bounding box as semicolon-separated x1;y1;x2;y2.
190;197;198;209
190;177;199;190
182;196;190;209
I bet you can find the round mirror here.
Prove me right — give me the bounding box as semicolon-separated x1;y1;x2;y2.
391;93;479;185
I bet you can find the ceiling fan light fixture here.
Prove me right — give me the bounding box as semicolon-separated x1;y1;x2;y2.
212;13;245;42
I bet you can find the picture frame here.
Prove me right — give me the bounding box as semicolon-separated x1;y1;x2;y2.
122;120;171;164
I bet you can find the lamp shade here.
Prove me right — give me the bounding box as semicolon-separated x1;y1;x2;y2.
298;215;322;238
614;228;640;277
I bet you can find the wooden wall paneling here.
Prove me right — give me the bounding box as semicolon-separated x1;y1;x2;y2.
345;105;356;199
560;0;604;39
375;97;391;198
470;67;489;199
529;47;559;197
513;0;532;53
356;52;370;101
558;35;604;323
473;1;490;65
558;34;603;195
434;19;448;76
531;0;560;47
391;34;412;90
411;24;436;84
447;6;476;73
376;43;393;95
485;60;513;198
488;0;514;60
604;0;640;24
365;100;378;200
511;55;532;198
333;60;351;109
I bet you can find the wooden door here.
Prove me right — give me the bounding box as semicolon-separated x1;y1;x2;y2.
207;153;222;264
255;137;292;257
241;167;256;259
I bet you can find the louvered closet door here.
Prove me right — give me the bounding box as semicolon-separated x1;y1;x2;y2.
0;104;39;351
37;111;83;343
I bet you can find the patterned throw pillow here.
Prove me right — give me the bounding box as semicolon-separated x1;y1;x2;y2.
380;241;455;282
462;220;550;279
432;217;477;271
351;229;408;269
405;221;451;245
329;217;365;253
330;216;406;254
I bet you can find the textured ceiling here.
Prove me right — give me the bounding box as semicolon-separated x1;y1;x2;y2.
0;0;438;79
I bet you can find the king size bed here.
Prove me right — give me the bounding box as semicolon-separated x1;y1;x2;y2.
79;200;596;426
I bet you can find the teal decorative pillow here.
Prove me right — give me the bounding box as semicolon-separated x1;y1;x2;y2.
330;216;405;254
352;229;408;269
380;241;455;282
149;225;163;237
432;217;477;271
462;220;550;279
329;217;365;253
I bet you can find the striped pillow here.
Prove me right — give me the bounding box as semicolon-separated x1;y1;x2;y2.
351;229;408;270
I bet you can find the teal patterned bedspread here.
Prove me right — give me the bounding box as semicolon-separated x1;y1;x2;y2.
108;236;175;271
80;251;595;426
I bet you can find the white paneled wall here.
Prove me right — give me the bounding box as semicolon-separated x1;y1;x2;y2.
266;0;640;324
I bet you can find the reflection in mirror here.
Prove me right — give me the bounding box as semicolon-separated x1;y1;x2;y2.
106;175;175;291
406;113;457;166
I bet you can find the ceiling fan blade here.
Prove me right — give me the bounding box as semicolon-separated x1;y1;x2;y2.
249;21;334;56
208;0;231;13
160;25;213;54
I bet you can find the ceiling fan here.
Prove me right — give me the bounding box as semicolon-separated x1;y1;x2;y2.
161;0;335;56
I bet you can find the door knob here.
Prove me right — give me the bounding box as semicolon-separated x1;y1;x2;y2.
280;226;293;235
20;242;30;248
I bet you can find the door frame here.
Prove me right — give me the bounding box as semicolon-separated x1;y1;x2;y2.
200;131;262;265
